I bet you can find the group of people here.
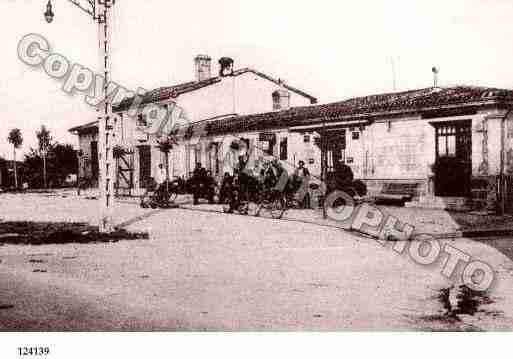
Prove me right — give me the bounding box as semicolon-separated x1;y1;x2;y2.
217;159;312;212
150;158;358;209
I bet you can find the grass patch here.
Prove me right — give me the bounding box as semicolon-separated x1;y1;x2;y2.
0;221;148;245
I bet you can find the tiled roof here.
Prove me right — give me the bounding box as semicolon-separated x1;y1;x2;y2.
205;86;513;135
68;120;99;134
113;68;317;112
70;85;513;136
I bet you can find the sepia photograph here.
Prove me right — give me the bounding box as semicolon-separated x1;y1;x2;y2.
1;0;513;356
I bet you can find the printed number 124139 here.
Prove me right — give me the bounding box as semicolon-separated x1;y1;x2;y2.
18;347;50;356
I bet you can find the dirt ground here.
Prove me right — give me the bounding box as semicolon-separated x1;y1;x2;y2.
1;192;513;331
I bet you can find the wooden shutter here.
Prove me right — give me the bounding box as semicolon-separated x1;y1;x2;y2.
138;145;152;188
90;141;99;180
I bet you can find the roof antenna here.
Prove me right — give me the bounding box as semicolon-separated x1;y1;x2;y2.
432;66;439;88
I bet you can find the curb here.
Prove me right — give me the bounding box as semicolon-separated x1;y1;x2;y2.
460;228;513;239
177;204;513;240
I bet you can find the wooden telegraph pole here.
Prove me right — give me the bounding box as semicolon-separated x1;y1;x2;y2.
44;0;116;232
97;0;116;232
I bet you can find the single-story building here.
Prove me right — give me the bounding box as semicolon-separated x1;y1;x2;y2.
173;85;513;211
69;57;513;211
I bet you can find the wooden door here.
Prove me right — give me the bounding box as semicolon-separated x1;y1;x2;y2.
434;121;472;197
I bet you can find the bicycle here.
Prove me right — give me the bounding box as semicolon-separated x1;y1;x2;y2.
140;179;179;209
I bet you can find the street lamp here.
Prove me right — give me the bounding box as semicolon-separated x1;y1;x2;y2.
43;0;116;233
44;1;54;23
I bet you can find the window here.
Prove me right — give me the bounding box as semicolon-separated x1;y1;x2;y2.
304;134;310;143
280;137;288;160
437;125;457;157
272;91;281;110
352;131;360;140
194;145;201;165
137;114;147;127
209;142;220;175
259;133;275;156
263;141;274;156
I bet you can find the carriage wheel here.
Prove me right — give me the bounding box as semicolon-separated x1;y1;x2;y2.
329;188;356;210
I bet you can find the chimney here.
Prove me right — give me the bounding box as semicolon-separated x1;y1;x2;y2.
194;55;212;82
218;57;234;77
272;79;290;111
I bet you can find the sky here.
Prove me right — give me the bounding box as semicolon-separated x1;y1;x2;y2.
1;0;513;159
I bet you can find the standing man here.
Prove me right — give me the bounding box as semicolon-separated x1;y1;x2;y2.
294;160;311;208
192;162;207;205
155;163;168;202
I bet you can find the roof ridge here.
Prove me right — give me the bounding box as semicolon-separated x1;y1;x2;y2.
112;67;317;112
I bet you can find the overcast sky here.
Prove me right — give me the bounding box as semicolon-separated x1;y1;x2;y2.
1;0;513;158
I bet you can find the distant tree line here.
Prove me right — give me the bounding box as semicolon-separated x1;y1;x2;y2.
3;126;78;190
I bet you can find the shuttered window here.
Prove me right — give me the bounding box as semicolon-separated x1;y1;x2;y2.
280;137;288;160
90;141;99;180
138;145;152;188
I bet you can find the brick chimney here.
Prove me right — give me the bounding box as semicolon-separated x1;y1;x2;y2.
272;80;290;111
218;57;234;77
194;55;212;82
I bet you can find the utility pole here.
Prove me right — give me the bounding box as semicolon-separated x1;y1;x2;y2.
97;0;115;232
44;0;116;232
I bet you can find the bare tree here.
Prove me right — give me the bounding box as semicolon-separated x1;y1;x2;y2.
7;128;23;189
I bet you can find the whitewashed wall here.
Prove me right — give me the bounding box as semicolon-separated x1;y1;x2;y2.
77;132;98;179
176;72;313;123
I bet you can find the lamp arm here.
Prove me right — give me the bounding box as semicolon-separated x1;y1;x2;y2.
66;0;96;19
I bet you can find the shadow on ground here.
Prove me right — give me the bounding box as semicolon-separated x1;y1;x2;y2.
0;221;148;245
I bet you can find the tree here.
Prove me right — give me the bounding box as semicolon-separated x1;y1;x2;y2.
24;142;77;188
50;143;77;185
24;148;44;188
36;125;52;188
0;156;6;188
7;128;23;189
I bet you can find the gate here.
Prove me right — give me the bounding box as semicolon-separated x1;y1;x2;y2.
116;151;134;196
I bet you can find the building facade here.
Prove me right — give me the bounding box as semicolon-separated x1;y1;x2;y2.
69;55;317;195
181;86;513;211
70;61;513;211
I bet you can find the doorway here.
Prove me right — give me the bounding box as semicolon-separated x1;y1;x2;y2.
90;141;99;181
320;129;346;179
434;121;472;197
